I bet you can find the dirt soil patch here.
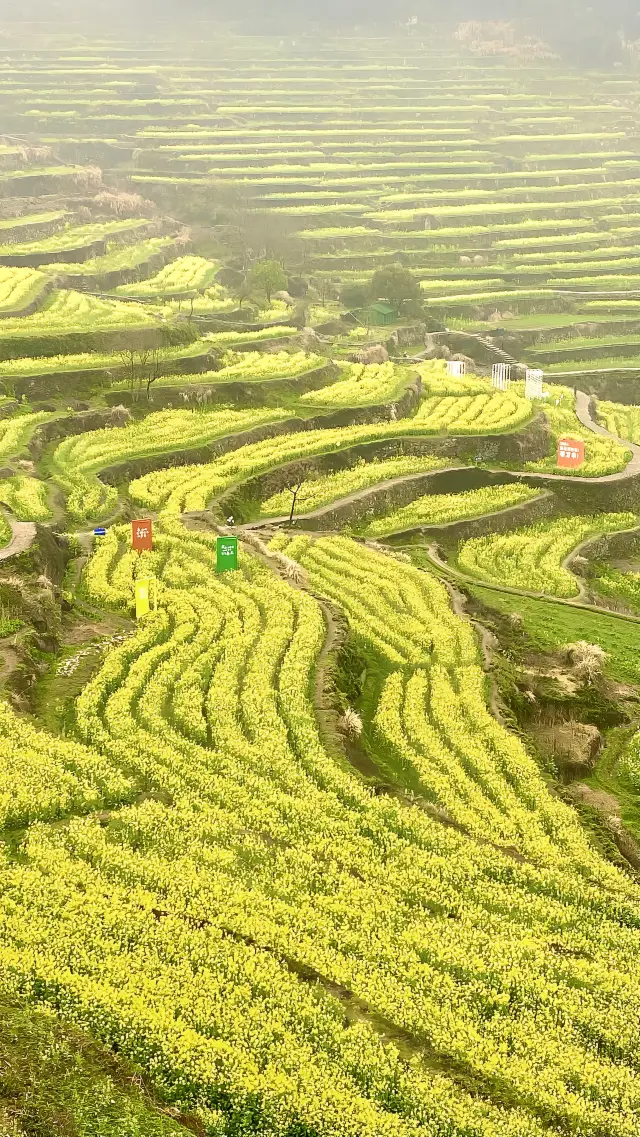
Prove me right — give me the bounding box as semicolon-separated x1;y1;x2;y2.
534;721;602;778
563;782;620;814
63;615;128;645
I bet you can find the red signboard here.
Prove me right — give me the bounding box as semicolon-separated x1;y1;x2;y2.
557;438;585;469
131;518;153;552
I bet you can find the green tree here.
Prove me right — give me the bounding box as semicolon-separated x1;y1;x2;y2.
371;264;421;308
339;281;373;310
247;259;287;305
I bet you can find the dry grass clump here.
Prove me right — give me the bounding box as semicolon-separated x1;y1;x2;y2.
371;544;411;563
93;190;148;217
454;20;556;60
241;530;270;557
174;227;192;250
272;551;307;584
107;405;132;428
18;145;52;165
562;640;608;683
339;707;363;739
240;531;308;584
354;344;388;365
73;166;102;192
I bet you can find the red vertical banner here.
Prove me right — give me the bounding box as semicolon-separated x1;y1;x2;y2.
132;518;153;552
557;438;585;469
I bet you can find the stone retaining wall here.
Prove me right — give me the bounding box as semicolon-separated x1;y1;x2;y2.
384;492;557;545
223;415;550;521
0;278;56;320
290;471;556;533
7;348;215;401
102;361;340;410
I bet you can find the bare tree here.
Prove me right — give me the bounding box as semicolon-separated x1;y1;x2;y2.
234;279;254;311
287;477;307;526
117;347;142;395
116;347;151;398
312;277;337;306
145;345;173;399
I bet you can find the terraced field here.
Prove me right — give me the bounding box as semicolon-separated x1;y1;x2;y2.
4;19;640;1137
456;513;637;596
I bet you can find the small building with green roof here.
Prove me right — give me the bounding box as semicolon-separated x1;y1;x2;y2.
358;301;397;327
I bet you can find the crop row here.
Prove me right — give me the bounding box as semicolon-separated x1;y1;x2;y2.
51;406;288;521
546;356;640;373
596;400;640;443
150;349;325;389
0;410;53;462
0;512;635;1136
40;237;174;286
298;361;409;408
0;476;51;521
0;290;164;359
0;267;49;313
0;218;155;259
257;454;449;517
110;350;324;394
0;337;211;380
413;390;532;433
204;325;297;346
0;699;134;829
358;483;541;537
112;255;218;297
126;400;529;520
457;514;635;595
54;381;534;522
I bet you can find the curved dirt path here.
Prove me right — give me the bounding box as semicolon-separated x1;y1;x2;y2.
422;541;640;626
239;390;640;535
574;390;640;477
238;467;471;531
559;522;640;606
0;518;36;561
560;549;590;602
441;576;508;725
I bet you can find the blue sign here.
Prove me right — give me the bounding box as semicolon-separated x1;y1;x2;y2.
93;527;106;536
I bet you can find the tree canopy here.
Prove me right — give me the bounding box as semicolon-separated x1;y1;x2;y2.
247;260;287;305
371;265;422;308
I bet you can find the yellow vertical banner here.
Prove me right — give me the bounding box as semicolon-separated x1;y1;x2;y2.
135;577;154;619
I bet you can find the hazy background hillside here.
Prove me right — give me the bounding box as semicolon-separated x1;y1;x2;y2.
5;0;640;66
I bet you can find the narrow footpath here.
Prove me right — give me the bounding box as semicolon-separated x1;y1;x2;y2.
0;519;36;562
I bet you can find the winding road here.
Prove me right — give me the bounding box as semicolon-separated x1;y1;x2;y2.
237;389;640;626
574;389;640;479
2;387;640;575
240;390;640;534
420;540;640;625
0;518;37;562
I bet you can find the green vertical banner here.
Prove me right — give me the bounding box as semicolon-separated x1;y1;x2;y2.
216;535;238;573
